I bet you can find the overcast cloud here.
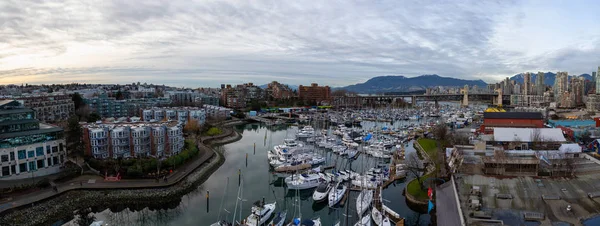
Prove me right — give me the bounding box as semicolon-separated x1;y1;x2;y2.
1;0;599;87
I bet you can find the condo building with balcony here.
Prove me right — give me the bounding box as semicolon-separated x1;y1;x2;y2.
82;121;184;159
140;107;206;125
0;100;66;180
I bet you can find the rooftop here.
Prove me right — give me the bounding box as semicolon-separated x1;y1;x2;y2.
493;128;566;142
484;112;543;120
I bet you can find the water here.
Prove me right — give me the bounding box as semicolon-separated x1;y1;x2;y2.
88;122;431;226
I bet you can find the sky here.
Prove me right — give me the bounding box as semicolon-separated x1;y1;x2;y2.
1;0;600;88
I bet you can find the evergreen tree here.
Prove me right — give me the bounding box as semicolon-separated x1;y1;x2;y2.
66;116;84;157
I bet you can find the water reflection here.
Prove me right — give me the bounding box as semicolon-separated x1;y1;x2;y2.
80;122;432;226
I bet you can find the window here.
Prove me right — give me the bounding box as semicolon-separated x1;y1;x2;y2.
9;152;14;161
10;165;15;175
1;155;7;162
19;163;27;172
59;143;64;152
52;146;58;153
36;147;44;156
28;161;36;171
46;145;51;154
2;166;9;176
37;159;44;168
27;150;35;158
47;158;52;166
53;157;58;166
18;150;26;160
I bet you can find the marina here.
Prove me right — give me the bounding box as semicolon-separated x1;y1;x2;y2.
83;104;485;226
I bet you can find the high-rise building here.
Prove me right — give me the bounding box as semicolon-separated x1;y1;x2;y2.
503;77;512;95
0;100;67;180
523;72;531;95
554;72;568;104
536;72;545;95
597;67;600;93
571;76;585;106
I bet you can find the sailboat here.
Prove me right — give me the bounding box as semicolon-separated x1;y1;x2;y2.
356;190;373;216
354;213;372;226
211;179;234;226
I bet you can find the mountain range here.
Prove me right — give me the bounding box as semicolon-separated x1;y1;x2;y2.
509;72;592;86
336;74;487;94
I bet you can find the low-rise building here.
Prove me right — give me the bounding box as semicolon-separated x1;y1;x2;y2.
2;93;74;122
141;107;206;125
82;121;184;159
0;100;66;180
480;112;545;134
204;105;231;120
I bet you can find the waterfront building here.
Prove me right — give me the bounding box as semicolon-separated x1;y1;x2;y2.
0;100;66;180
82;121;184;159
479;112;544;134
298;83;331;105
220;83;264;108
203;105;231;120
2;93;75;122
141;107;206;125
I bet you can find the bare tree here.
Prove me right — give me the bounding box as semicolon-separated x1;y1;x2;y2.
407;152;427;190
531;128;543;150
432;123;448;141
450;133;470;145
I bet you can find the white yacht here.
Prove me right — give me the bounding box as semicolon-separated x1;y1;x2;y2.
356;190;374;216
312;182;333;202
328;182;347;207
244;201;276;226
286;174;322;190
371;206;391;226
354;213;372;226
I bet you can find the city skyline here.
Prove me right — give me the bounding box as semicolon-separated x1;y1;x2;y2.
1;0;600;87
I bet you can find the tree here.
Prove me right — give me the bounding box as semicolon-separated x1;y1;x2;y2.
72;92;86;111
87;112;101;123
407;152;427;190
66;116;84;157
115;91;124;100
432;123;448;142
184;119;203;143
332;89;348;97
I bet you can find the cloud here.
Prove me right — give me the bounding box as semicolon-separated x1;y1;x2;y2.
1;0;599;87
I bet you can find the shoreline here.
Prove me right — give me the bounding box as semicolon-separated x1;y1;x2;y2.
0;124;244;226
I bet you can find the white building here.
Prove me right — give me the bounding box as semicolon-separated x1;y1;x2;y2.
141;107;206;125
0;100;67;180
83;121;184;159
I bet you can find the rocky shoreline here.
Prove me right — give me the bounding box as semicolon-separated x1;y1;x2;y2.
0;128;242;226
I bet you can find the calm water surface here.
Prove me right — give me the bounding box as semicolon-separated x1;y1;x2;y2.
88;122;432;226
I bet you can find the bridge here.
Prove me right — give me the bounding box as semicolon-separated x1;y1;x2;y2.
333;88;510;108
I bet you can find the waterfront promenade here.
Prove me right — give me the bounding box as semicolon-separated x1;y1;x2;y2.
0;126;241;215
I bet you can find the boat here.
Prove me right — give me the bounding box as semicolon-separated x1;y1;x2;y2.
268;211;287;226
371;205;383;226
210;221;232;226
244;201;276;226
356;190;374;216
286;174;322;190
312;182;333;202
328;182;347;207
353;213;372;226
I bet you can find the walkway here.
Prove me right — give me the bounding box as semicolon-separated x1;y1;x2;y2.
0;126;239;215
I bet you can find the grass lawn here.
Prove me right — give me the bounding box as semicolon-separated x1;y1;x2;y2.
407;173;432;200
417;138;438;158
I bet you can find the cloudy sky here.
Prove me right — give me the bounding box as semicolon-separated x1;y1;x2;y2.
1;0;599;87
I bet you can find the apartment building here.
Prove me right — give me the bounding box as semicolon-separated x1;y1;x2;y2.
0;100;66;180
140;107;206;125
2;93;75;122
82;121;184;159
